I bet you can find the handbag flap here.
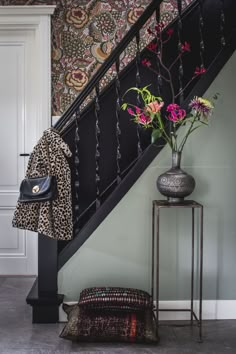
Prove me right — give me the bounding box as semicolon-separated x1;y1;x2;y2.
20;176;54;197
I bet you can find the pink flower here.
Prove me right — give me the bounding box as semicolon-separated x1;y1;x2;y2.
168;108;186;122
167;103;180;112
167;28;174;36
146;101;164;114
189;96;213;117
135;106;141;114
194;66;206;75
141;58;151;67
137;113;152;126
181;41;191;52
168;111;178;122
167;103;186;122
127;108;135;116
178;109;186;119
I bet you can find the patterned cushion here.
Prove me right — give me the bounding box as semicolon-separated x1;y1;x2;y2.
78;287;152;312
60;304;158;343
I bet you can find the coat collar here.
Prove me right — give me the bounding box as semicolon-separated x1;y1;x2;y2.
43;128;72;158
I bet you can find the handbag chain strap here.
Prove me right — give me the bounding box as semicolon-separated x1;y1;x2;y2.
44;137;52;176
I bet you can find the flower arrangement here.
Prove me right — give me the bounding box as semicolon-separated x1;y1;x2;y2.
121;22;218;153
122;87;215;152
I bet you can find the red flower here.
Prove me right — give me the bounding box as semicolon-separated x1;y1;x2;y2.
155;22;164;33
181;41;191;52
168;109;186;122
167;103;180;112
137;113;152;127
194;66;206;75
167;103;186;122
167;28;174;36
147;27;154;35
127;108;135;116
141;58;151;67
147;42;158;51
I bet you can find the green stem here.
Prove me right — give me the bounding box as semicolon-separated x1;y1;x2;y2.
178;114;199;152
153;112;173;148
160;127;173;149
173;123;177;151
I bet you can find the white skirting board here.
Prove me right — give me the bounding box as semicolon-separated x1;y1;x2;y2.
59;300;236;322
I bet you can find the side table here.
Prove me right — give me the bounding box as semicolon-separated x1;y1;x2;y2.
151;200;203;341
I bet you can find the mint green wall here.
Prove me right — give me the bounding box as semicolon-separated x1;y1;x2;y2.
59;52;236;301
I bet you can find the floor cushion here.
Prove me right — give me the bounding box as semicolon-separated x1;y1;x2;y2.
60;304;158;343
78;286;153;312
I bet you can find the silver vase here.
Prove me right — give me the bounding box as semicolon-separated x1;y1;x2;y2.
156;151;195;203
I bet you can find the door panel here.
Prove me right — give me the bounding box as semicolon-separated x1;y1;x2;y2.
0;30;38;275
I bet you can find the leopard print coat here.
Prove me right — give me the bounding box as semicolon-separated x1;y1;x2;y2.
12;128;73;240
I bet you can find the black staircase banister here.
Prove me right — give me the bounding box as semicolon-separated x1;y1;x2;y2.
55;0;164;132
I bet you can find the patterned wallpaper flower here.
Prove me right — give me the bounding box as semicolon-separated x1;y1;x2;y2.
0;0;193;115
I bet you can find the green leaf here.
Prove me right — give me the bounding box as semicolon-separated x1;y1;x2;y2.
121;103;128;110
142;85;152;93
149;112;155;119
189;125;203;134
199;120;209;126
151;129;162;143
151;95;163;102
182;117;195;125
122;87;142;98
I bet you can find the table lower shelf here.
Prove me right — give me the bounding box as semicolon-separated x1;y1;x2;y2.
153;308;203;341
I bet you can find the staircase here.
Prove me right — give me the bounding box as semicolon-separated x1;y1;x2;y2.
26;0;236;323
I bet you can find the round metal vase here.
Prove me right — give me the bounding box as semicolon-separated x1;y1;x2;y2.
156;151;195;203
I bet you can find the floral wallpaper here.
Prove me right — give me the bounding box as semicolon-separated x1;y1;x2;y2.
0;0;193;116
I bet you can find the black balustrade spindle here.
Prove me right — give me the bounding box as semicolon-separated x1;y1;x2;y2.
74;110;80;234
115;58;122;184
220;0;226;47
135;32;142;157
197;0;205;68
95;84;101;209
155;5;162;95
177;0;184;104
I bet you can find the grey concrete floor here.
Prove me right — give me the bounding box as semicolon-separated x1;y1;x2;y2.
0;277;236;354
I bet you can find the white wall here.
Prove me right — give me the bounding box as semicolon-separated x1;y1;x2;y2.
59;51;236;302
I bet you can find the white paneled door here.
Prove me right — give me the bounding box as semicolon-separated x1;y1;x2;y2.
0;30;38;275
0;2;54;274
0;7;54;275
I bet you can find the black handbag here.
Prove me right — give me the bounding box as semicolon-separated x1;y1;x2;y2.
18;175;57;203
18;138;57;203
